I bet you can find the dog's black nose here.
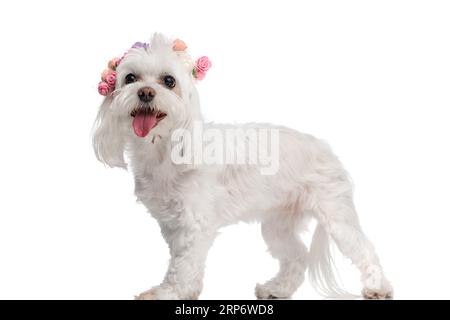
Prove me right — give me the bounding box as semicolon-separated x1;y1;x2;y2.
138;87;156;103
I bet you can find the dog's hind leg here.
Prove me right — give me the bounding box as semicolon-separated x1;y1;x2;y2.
255;214;308;299
311;187;393;299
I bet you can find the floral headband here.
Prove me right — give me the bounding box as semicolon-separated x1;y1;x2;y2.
98;39;211;96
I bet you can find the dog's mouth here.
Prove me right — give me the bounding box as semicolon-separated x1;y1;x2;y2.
130;107;167;138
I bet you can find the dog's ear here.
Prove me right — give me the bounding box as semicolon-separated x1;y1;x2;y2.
92;97;127;169
188;85;202;119
170;38;197;81
175;51;196;80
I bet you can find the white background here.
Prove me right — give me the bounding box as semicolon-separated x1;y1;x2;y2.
0;0;449;299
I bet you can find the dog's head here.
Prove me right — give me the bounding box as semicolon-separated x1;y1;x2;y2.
93;33;209;168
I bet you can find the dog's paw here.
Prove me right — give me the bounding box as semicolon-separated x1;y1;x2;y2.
135;285;180;300
361;265;393;300
135;288;157;300
362;287;393;300
255;282;292;299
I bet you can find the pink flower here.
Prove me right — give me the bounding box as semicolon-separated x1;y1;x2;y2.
105;71;116;87
173;39;187;51
195;71;206;80
108;57;121;70
98;81;112;96
101;69;110;82
195;56;212;73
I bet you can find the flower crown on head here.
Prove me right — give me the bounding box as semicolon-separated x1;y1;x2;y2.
98;39;211;96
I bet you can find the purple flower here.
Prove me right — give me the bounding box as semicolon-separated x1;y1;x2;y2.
131;42;149;49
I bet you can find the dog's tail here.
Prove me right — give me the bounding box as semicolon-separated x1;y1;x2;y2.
308;224;359;299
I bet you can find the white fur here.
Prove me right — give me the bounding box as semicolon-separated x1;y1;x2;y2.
93;33;393;300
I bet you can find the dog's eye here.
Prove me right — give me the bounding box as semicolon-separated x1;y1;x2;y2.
163;75;176;89
125;73;137;85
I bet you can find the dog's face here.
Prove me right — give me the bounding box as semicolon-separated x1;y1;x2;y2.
93;34;202;168
115;38;200;138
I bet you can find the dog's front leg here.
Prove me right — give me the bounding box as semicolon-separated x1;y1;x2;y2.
137;213;216;300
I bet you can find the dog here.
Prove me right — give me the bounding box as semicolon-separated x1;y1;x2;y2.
93;33;393;300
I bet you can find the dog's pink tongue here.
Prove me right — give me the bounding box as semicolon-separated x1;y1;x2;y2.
132;111;157;138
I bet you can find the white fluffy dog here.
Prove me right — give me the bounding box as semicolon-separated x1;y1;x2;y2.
93;33;393;300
